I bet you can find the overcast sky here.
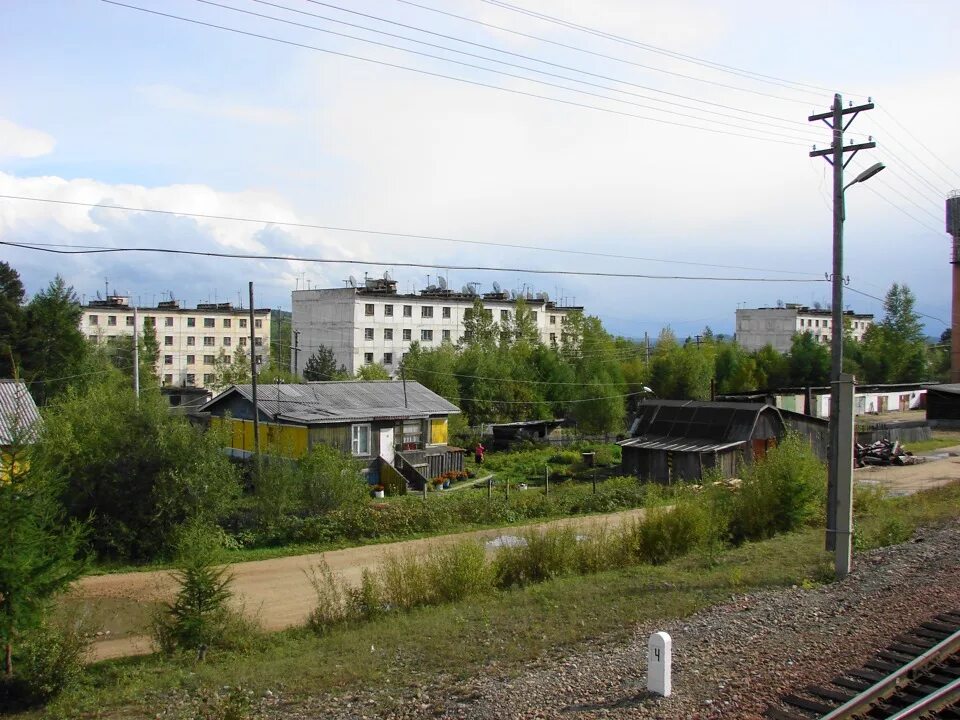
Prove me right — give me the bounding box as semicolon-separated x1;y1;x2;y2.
2;0;957;339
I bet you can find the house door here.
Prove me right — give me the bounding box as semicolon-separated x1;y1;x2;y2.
379;427;395;463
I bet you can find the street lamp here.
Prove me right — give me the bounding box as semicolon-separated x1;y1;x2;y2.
828;160;884;580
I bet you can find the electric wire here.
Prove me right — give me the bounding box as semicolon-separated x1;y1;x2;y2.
471;0;844;97
1;240;829;283
858;184;944;237
191;0;825;143
873;112;957;190
879;106;960;185
846;286;947;326
0;194;824;277
878;142;949;198
100;1;810;146
237;0;831;140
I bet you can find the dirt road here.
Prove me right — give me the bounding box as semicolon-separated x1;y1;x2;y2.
74;507;651;662
854;445;960;494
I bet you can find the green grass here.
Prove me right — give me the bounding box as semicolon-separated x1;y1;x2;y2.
901;433;960;454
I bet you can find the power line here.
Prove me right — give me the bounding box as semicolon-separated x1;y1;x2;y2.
237;0;831;141
0;194;823;277
878;105;960;185
1;240;830;283
405;0;830;102
846;286;947;326
859;184;943;236
872;112;957;190
190;0;822;143
100;1;808;147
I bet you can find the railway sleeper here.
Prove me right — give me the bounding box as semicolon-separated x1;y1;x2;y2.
921;621;957;634
864;658;902;674
876;649;917;664
781;693;836;715
895;633;939;650
912;626;951;641
805;685;855;703
763;705;812;720
935;612;960;626
886;641;927;656
831;675;873;692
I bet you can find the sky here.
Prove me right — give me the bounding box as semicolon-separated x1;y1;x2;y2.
2;0;958;340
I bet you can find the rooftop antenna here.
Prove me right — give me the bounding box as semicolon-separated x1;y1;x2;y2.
105;277;110;298
348;275;357;288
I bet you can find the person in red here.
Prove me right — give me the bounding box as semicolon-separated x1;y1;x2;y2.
474;442;485;465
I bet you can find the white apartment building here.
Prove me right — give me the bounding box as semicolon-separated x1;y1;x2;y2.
80;296;271;389
291;277;582;376
735;304;873;353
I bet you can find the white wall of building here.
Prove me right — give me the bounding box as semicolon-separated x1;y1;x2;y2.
81;300;271;388
735;306;873;353
292;288;579;376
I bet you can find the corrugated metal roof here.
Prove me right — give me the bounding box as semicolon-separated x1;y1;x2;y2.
620;434;746;453
0;380;42;445
201;381;459;424
927;384;960;396
624;399;783;446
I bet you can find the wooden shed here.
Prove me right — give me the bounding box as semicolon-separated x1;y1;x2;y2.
926;384;960;428
618;400;785;483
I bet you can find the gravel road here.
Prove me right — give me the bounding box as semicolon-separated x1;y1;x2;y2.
255;518;960;720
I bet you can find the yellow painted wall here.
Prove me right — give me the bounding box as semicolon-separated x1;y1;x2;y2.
213;417;309;459
430;418;448;445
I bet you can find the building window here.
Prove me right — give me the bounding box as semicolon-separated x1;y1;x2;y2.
254;337;263;346
255;355;263;364
239;318;247;328
384;304;394;317
126;315;134;326
186;354;195;364
351;424;371;456
815;319;820;327
403;305;412;317
364;352;374;364
163;374;173;385
187;317;196;327
824;320;829;328
187;336;195;346
204;355;215;364
401;419;422;448
442;306;451;319
204;318;215;328
204;337;215;346
552;313;560;324
383;352;393;365
442;329;451;342
144;316;156;326
421;306;434;318
223;355;231;364
164;336;174;346
107;335;117;341
203;373;215;385
364;327;375;340
89;315;99;325
88;334;98;342
364;303;375;316
239;336;247;346
223;318;231;328
501;309;510;321
402;329;412;341
223;337;232;346
164;354;173;365
384;328;393;340
254;319;262;329
531;311;537;321
550;333;557;345
186;373;196;386
165;317;174;327
108;315;117;326
421;329;433;341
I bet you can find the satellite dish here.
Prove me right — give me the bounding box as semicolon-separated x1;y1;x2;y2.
438;276;448;290
384;271;392;281
493;281;502;294
542;292;549;302
348;275;357;288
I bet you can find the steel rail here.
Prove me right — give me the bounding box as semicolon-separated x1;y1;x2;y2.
884;675;960;719
818;627;960;719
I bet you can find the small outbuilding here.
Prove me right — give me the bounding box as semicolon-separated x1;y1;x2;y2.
618;400;785;483
0;380;42;480
925;384;960;428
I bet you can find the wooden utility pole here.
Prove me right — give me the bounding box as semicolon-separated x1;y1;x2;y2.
249;282;260;457
133;305;140;406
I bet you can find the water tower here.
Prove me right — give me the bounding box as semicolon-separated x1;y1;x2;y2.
948;191;960;381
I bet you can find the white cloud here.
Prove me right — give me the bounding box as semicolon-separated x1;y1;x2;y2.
0;117;55;159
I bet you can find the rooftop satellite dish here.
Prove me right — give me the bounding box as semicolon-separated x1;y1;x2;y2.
384;271;392;281
348;275;357;288
542;291;549;302
492;281;502;294
438;276;448;291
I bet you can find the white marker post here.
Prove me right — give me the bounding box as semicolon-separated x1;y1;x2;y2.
647;631;672;697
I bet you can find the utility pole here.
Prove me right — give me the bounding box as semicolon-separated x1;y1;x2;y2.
249;282;260;458
293;329;301;378
809;93;875;578
133;305;140;406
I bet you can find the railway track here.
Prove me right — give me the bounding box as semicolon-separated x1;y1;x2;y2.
765;611;960;720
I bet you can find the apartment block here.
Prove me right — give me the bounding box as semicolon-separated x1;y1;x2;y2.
80;296;271;389
291;276;582;375
735;303;873;353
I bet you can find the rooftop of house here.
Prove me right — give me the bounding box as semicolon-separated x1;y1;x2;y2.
202;380;460;425
0;380;42;446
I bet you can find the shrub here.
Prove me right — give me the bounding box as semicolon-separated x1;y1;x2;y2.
347;570;383;621
624;499;714;565
548;451;579;465
378;554;432;611
426;542;492;602
0;618;89;710
306;560;350;634
729;434;825;544
494;528;578;587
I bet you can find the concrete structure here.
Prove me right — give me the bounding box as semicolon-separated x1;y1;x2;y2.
80;295;271;389
735;304;873;353
947;191;960;382
291;276;582;376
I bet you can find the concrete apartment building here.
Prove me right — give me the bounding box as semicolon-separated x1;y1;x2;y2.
80;296;271;389
291;276;582;375
735;304;873;353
